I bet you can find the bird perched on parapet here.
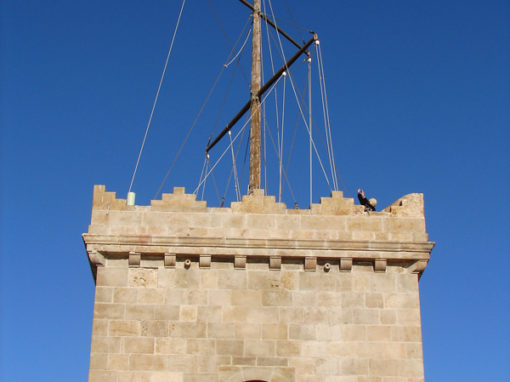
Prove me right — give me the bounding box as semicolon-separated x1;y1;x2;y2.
357;188;377;211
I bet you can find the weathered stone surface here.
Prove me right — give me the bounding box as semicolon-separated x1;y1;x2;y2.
85;186;433;381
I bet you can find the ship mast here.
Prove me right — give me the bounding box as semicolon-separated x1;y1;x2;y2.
205;1;317;196
248;0;262;193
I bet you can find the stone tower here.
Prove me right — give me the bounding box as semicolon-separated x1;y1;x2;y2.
83;185;433;381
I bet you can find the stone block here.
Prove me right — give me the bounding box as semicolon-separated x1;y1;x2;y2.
384;293;419;309
92;319;109;336
184;289;208;305
114;288;137;304
141;321;168;337
124;337;154;354
262;324;288;340
97;267;128;287
352;309;379;325
128;268;157;288
200;271;218;288
380;310;397;325
262;290;292;306
368;359;399;377
128;354;167;370
365;293;384;308
340;325;366;341
90;353;107;370
207;323;235;338
186;339;216;355
180;305;197;322
109;320;140;337
232;290;262;306
217;270;247;289
197;306;222;323
391;326;422;342
155;338;187;355
244;340;275;356
166;355;197;373
89;370;117;382
235;323;261;339
248;271;281;290
95;287;113;303
107;354;129;371
138;289;165;305
125;305;155;320
94;304;124;319
289;324;316;340
232;357;256;366
168;322;207;338
257;357;288;367
91;336;121;353
174;268;200;289
223;306;279;324
216;339;244;356
366;325;391;341
154;305;180;320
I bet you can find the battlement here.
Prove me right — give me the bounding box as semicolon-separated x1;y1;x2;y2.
83;185;433;278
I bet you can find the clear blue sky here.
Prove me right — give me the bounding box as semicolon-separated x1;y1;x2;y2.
1;1;509;381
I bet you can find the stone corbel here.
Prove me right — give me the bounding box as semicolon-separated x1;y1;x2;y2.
200;255;211;268
374;259;387;273
408;259;428;274
340;257;352;272
235;255;246;269
269;256;281;270
88;250;105;267
304;256;317;272
128;251;141;267
164;252;176;268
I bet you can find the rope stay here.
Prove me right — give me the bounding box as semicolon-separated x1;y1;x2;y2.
154;16;252;199
128;0;187;194
266;0;332;197
194;75;284;195
224;27;252;69
228;131;241;201
316;43;339;191
308;54;313;206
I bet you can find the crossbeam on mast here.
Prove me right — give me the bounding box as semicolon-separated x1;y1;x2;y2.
205;33;317;154
237;0;304;50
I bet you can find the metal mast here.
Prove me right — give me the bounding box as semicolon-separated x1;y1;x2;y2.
248;0;262;193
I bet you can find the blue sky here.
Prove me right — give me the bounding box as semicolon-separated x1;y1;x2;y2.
1;1;509;381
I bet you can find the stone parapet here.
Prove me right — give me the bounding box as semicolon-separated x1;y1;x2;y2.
84;185;434;278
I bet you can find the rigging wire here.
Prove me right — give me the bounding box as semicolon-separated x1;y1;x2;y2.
316;43;349;194
308;55;313;206
279;73;287;202
128;0;187;194
262;102;298;207
193;75;284;195
228;131;241;201
207;0;250;85
224;27;252;69
315;42;337;191
153;16;252;200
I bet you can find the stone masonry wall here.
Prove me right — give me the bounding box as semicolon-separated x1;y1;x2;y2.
84;185;434;382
